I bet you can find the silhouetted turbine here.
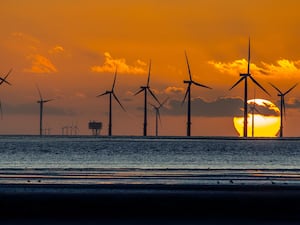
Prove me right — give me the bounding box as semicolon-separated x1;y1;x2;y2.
182;51;212;137
135;60;160;136
150;98;168;136
269;83;298;137
0;69;13;86
36;86;55;136
97;69;125;136
229;39;270;137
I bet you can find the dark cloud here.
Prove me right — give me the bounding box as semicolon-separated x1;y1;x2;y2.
286;99;300;109
162;97;244;117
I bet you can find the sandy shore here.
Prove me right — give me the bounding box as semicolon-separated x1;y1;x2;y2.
0;183;300;224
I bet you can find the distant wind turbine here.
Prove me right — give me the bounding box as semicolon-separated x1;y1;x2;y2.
97;68;125;136
269;83;298;137
229;39;270;137
150;98;169;136
182;51;212;137
0;69;13;86
135;60;160;136
36;86;55;136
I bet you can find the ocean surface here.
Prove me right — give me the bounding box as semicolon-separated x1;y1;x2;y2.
0;135;300;186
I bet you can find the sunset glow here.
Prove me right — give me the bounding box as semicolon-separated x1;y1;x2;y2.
233;99;280;137
1;1;300;136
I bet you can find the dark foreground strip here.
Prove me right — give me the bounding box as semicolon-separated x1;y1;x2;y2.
0;184;299;222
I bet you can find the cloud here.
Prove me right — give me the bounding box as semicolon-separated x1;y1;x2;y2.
209;58;300;78
91;52;147;74
49;45;65;54
24;54;57;73
162;97;244;117
164;86;185;95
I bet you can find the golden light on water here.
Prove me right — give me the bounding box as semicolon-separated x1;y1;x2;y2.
233;99;280;137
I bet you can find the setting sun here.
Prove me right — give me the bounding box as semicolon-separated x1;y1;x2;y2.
233;99;280;137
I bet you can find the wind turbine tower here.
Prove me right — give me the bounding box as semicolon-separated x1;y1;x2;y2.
97;68;125;136
182;52;212;137
229;39;270;137
150;98;168;136
269;83;298;137
135;60;160;136
36;86;54;136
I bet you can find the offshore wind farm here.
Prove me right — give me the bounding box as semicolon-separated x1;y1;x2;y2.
0;40;299;138
3;1;300;224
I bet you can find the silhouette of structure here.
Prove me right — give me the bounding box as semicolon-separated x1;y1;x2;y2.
229;39;270;137
0;69;12;86
182;51;212;136
135;60;160;136
269;83;298;137
36;86;54;136
97;69;125;136
150;98;168;136
88;121;102;135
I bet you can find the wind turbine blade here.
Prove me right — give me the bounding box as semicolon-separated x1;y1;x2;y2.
147;60;151;86
182;88;189;105
112;68;117;91
249;75;270;96
134;88;144;96
159;97;169;108
149;103;156;108
36;85;43;100
269;83;282;94
157;109;162;125
185;51;192;81
0;68;13;86
96;91;109;97
284;83;298;95
44;99;55;103
192;81;212;89
148;88;160;105
229;77;245;91
113;92;126;111
247;38;250;75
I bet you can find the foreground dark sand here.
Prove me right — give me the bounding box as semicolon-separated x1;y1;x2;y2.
1;183;300;224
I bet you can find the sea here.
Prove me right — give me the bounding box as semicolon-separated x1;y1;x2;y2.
0;135;300;186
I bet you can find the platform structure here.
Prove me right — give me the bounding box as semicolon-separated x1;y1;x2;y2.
88;121;102;136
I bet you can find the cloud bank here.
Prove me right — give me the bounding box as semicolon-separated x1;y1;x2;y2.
209;59;300;78
91;52;147;74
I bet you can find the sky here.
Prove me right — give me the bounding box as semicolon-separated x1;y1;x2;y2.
1;0;300;136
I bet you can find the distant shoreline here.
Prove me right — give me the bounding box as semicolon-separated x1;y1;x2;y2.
1;134;300;141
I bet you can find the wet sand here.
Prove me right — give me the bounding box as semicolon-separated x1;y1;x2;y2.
0;183;300;224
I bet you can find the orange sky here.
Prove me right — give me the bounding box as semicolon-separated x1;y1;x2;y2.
1;0;300;136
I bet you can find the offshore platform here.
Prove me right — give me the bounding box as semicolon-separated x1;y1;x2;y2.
88;121;102;135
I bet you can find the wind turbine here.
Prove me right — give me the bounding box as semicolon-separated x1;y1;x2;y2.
36;86;55;136
269;83;298;137
150;98;168;136
229;39;270;137
97;68;125;136
135;60;160;136
182;51;212;137
0;69;13;86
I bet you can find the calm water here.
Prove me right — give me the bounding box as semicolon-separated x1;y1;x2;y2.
0;135;300;185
